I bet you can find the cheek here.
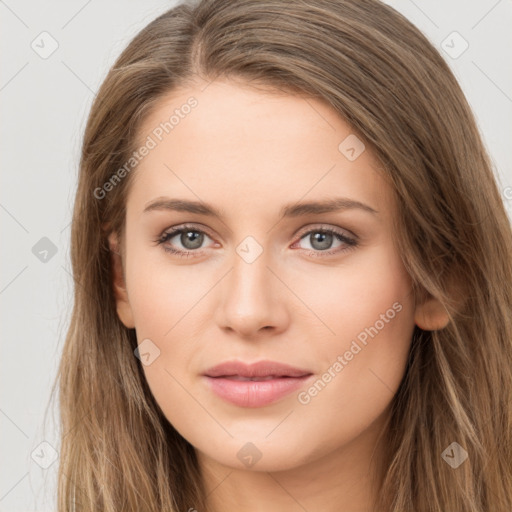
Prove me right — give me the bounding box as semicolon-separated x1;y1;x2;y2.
293;301;414;460
292;243;415;436
124;235;213;338
123;244;219;429
289;239;414;354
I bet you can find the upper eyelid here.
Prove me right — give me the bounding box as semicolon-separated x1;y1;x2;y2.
162;223;216;240
296;224;356;240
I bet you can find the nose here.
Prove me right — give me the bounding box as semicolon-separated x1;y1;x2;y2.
214;248;290;338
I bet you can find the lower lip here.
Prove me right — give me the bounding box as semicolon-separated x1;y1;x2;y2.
204;375;313;407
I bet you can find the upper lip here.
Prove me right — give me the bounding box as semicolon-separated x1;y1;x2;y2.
204;360;312;378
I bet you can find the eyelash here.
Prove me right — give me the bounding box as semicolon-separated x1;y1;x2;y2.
154;223;358;259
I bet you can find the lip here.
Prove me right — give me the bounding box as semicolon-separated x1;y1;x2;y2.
204;360;312;379
203;360;313;407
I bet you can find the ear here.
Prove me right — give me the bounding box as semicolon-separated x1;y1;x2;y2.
107;232;135;329
414;294;450;331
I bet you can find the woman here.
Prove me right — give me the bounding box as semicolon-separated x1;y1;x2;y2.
53;0;512;510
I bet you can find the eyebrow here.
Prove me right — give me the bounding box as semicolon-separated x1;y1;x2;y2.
143;196;378;219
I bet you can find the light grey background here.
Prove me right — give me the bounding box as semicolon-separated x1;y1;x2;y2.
1;1;511;510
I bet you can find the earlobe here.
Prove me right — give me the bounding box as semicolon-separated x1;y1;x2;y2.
414;295;450;331
107;232;135;329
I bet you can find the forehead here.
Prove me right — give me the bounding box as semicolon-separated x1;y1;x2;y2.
129;78;393;220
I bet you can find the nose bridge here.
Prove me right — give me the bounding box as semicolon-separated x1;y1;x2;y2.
232;244;269;295
229;237;274;308
215;234;287;336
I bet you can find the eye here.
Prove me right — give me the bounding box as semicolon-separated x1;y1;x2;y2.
293;226;358;257
154;224;358;259
154;224;214;258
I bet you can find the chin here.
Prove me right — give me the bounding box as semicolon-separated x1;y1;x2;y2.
194;434;318;473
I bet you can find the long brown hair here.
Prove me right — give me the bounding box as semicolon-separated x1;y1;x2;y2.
52;0;512;510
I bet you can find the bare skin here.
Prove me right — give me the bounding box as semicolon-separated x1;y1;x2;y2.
109;77;449;512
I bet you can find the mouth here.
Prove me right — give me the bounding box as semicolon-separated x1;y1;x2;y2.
204;359;312;379
203;360;313;407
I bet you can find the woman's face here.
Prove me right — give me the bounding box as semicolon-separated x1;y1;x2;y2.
110;78;421;473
